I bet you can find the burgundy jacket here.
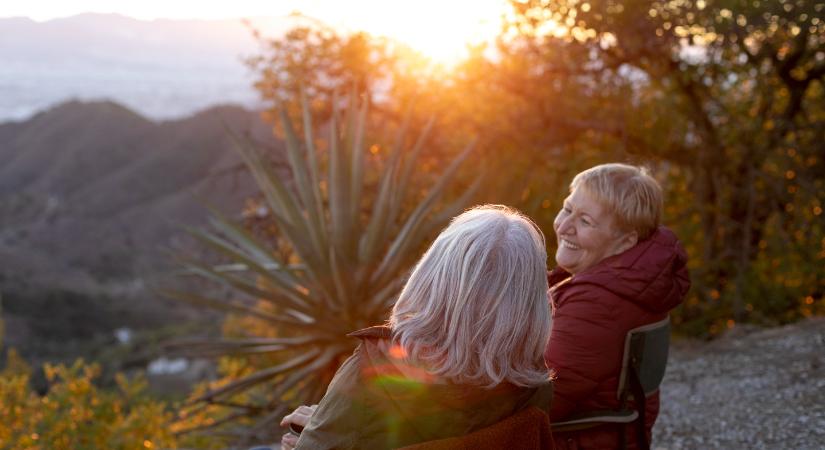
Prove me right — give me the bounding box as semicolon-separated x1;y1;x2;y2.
545;226;690;450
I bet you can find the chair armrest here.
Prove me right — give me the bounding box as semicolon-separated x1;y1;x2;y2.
551;410;638;432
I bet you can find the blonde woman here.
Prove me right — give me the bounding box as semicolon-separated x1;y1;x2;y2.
546;163;690;450
281;205;553;450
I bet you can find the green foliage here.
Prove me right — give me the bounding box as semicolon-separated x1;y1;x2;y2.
169;91;478;443
0;352;177;450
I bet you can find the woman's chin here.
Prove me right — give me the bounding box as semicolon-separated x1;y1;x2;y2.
555;250;576;270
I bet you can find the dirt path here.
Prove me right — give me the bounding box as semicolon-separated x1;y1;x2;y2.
654;317;825;449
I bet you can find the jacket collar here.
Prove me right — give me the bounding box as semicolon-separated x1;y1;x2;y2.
551;226;690;313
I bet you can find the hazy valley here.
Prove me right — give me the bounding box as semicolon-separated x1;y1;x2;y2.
0;99;282;363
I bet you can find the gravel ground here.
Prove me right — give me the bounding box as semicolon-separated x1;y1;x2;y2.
654;317;825;450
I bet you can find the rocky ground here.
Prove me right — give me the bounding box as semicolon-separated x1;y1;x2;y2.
655;317;825;449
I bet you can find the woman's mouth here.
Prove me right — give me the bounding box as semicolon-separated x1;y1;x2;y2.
560;238;580;250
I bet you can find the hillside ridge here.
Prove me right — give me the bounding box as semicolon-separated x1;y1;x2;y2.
0;100;283;358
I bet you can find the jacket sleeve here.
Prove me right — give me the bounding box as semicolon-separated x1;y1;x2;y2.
545;284;626;422
296;345;373;450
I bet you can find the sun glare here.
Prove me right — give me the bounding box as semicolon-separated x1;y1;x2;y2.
309;0;511;65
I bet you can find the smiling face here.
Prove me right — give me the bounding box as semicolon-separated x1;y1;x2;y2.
553;187;638;274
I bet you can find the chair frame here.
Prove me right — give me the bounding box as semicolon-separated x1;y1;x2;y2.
551;316;671;450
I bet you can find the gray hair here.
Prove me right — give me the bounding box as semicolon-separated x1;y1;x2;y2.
390;205;550;388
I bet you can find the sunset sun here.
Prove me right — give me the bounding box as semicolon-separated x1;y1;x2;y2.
316;0;511;65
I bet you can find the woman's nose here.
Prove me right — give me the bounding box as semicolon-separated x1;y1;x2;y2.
557;215;574;235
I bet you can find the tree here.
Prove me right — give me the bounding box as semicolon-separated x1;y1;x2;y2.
499;0;824;334
246;15;437;128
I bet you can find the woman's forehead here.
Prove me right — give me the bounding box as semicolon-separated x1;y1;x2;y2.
566;188;609;217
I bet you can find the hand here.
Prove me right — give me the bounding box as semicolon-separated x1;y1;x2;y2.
280;404;318;450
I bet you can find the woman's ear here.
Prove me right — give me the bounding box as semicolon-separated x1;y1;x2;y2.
614;230;638;255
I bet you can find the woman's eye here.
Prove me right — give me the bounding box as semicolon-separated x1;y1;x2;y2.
562;207;571;214
581;218;591;226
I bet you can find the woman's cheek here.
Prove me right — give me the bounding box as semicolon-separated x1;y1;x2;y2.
552;212;563;234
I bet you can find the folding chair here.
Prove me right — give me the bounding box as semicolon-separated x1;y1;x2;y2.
551;316;671;450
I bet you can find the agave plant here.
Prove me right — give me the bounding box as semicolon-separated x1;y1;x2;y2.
164;92;479;442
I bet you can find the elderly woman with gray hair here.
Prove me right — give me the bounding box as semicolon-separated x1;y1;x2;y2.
280;205;553;450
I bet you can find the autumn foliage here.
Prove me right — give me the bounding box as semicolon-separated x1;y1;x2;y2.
0;351;176;450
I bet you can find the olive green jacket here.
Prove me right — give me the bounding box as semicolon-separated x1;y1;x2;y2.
295;326;553;450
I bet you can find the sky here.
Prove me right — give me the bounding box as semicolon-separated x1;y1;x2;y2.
0;0;512;63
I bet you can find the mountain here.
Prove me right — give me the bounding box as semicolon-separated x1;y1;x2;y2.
0;100;284;356
0;13;293;121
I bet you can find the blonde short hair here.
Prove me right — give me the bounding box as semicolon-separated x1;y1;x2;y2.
571;163;663;240
390;205;550;388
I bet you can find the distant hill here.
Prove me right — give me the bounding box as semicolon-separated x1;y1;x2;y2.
0;13;293;121
0;100;284;356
